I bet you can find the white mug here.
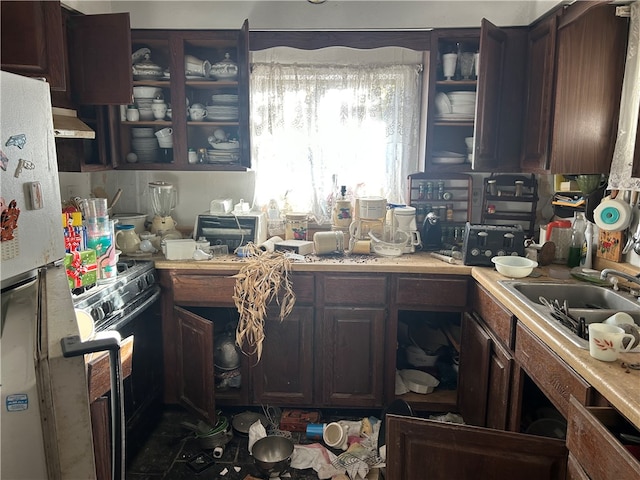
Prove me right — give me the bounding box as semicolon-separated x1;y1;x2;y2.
349;218;383;241
588;323;635;362
189;108;207;121
155;127;173;139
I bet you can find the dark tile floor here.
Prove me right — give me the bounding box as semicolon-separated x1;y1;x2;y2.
126;406;380;479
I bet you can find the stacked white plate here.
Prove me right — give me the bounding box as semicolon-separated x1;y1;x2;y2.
131;136;158;163
432;150;466;165
211;94;238;105
206;104;238;121
448;91;476;115
131;127;155;138
206;149;239;163
133;87;162;121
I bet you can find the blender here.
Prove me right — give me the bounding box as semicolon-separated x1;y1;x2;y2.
149;181;179;235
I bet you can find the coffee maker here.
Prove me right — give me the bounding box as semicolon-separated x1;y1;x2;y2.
392;206;422;253
421;211;443;251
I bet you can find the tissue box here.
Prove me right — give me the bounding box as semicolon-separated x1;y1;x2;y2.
64;250;98;289
164;239;196;260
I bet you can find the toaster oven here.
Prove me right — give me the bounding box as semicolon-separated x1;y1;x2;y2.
194;212;267;250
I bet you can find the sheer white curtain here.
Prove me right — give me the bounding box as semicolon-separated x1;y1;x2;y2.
250;61;422;223
609;1;640;190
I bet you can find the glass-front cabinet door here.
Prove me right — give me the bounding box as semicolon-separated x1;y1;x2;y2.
112;21;250;171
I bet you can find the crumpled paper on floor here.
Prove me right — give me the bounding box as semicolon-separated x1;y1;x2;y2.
290;443;344;479
248;419;268;453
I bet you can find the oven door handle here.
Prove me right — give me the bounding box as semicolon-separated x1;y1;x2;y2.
109;286;161;331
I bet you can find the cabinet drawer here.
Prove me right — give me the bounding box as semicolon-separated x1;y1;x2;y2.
321;274;387;306
395;276;468;308
472;282;514;349
172;274;236;305
566;397;640;479
171;273;314;306
515;322;591;417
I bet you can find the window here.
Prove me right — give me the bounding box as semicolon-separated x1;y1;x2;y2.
250;47;424;223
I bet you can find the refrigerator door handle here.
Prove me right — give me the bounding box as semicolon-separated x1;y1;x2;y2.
61;333;124;480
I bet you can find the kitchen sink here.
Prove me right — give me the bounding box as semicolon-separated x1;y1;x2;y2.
499;281;640;350
506;282;640;311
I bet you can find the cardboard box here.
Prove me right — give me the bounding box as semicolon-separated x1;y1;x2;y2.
64;249;98;289
274;240;314;255
279;409;321;432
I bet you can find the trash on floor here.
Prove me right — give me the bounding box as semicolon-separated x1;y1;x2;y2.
249;413;384;480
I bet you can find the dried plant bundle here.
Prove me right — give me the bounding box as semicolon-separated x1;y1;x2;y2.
232;243;296;361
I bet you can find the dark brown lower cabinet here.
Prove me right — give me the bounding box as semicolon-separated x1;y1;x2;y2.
458;312;513;429
386;414;567;479
252;306;315;405
175;306;216;424
319;307;386;407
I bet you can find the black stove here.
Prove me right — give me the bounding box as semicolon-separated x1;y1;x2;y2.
72;259;159;332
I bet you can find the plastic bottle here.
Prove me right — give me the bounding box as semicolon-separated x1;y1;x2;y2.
567;212;586;268
582;221;594;269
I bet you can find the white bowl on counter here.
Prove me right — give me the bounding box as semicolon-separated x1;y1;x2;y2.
491;256;538;278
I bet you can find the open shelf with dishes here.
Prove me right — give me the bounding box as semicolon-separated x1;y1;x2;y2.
112;23;250;170
426;30;480;171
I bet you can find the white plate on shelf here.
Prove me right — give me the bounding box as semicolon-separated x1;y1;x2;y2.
435;112;474;121
432;151;466;164
435;92;452;115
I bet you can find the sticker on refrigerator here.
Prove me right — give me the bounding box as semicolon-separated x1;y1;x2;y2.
6;394;28;412
0;149;9;171
1;199;20;241
4;133;26;149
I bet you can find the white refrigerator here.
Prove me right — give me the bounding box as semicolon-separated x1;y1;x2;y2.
0;71;97;479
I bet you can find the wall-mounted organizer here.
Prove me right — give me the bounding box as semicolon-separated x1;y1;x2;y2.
480;174;538;237
407;172;472;247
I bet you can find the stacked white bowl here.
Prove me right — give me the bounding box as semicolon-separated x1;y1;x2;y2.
133;86;162;121
448;91;476;115
130;127;158;163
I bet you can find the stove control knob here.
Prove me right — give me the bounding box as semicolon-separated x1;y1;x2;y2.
496;250;506;256
471;248;480;256
484;249;493;257
92;306;105;322
137;277;147;291
146;272;156;286
101;300;114;315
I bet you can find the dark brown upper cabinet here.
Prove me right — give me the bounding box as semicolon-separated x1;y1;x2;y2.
425;21;526;173
521;1;628;174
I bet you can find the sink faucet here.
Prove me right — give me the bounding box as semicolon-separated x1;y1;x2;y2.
600;269;640;290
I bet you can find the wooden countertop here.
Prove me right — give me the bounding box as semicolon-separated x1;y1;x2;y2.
154;251;473;274
153;251;640;430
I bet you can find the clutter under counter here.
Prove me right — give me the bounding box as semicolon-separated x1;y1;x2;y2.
154;257;640;431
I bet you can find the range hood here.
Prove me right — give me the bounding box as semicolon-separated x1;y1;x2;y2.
52;107;95;139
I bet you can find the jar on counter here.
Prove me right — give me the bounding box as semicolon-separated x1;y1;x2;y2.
285;213;309;240
515;180;524;197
